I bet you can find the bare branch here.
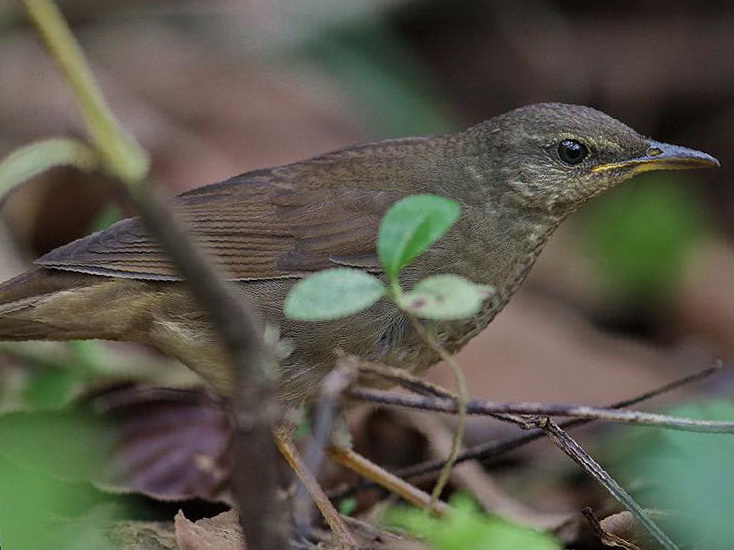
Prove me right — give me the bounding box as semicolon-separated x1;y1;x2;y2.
112;180;288;550
19;2;288;547
390;362;724;480
538;418;679;550
348;380;734;433
330;363;722;501
293;359;358;538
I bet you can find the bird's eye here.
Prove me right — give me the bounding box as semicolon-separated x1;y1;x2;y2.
557;139;588;165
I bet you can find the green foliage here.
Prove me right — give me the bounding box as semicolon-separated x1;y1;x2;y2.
299;16;456;137
581;174;709;301
285;194;485;521
285;194;482;322
338;497;357;517
284;268;385;321
626;400;734;547
90;204;123;232
378;194;460;280
23;368;79;410
398;274;494;320
0;137;97;198
0;411;113;550
15;341;120;410
292;405;313;440
382;493;561;550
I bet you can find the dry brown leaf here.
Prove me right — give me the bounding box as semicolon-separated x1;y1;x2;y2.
597;510;670;550
174;510;244;550
95;387;231;503
106;519;178;550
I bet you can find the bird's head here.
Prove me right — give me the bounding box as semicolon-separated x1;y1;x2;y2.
472;103;719;213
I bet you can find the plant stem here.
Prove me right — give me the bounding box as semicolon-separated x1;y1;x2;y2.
20;0;148;184
19;2;288;548
387;278;468;509
405;314;468;509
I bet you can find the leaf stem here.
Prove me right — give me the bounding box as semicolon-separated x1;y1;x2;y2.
404;313;468;509
20;0;148;184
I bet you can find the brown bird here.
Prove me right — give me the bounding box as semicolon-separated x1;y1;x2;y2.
0;103;718;541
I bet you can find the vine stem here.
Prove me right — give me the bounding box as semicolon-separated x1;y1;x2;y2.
20;0;148;184
405;313;468;509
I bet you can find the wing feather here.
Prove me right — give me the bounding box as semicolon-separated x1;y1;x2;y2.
37;173;401;281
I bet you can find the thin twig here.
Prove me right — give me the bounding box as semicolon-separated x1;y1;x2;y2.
20;3;287;548
329;363;722;500
352;357;529;426
390;362;724;479
347;385;734;433
352;359;456;398
293;359;358;538
113;180;288;550
537;418;679;550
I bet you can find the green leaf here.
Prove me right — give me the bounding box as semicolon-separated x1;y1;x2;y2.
284;268;385;321
398;274;493;320
0;138;97;199
0;411;113;550
23;368;79;410
378;194;460;280
383;493;560;550
89;204;123;232
301;18;456;137
338;497;357;516
624;401;734;547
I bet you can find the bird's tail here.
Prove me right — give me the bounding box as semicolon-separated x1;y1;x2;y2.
0;268;103;340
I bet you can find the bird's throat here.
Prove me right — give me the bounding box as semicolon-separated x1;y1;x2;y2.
437;200;565;354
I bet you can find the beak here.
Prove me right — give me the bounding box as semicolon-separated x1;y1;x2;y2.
593;140;720;174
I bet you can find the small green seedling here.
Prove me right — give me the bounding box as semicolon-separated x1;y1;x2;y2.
382;493;561;550
284;194;493;322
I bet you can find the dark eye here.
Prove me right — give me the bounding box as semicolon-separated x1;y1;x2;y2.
557;139;588;165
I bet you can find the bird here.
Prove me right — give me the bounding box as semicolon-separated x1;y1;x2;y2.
0;103;719;543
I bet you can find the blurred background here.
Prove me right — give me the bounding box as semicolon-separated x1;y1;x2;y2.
0;0;733;548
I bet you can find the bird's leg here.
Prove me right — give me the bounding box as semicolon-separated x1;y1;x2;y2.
273;430;359;549
327;445;449;515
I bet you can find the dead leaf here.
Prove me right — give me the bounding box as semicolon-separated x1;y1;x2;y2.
106;519;177;550
598;510;671;550
94;387;231;503
174;510;244;550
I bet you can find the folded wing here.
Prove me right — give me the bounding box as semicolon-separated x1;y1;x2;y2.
37;172;400;281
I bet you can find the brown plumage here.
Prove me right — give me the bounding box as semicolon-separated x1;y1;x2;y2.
0;103;718;401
